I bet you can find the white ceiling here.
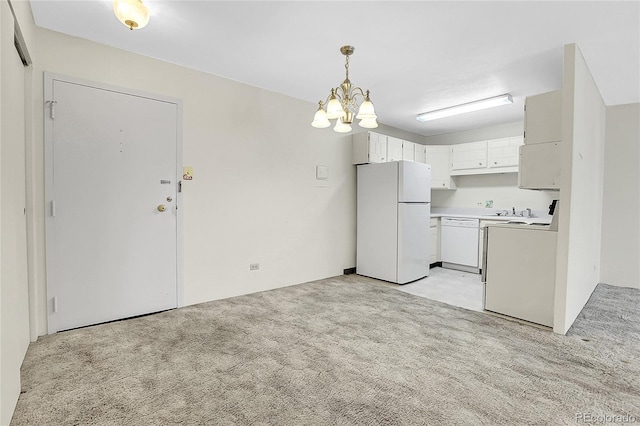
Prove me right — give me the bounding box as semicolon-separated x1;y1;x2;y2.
29;1;640;137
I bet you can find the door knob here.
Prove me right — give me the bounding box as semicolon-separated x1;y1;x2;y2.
157;205;166;212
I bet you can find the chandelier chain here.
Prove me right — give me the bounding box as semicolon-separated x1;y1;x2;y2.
345;54;350;82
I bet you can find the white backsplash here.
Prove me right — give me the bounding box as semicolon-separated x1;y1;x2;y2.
431;173;557;218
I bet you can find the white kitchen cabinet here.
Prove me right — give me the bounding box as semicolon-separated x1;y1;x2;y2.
429;217;440;265
414;144;427;164
518;141;562;190
352;131;388;165
387;136;404;162
524;90;562;145
402;140;415;161
487;137;524;170
450;141;488;174
425;145;456;190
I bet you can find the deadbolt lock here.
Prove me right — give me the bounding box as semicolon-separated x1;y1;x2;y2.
157;204;166;212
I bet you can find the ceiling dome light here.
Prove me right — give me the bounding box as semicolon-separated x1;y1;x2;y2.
113;0;150;30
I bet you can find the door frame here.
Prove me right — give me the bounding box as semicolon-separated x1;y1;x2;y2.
43;72;184;332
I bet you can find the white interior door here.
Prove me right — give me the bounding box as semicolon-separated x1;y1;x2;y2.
45;75;181;333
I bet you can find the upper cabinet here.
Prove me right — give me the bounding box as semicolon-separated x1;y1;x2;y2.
354;132;426;165
414;144;427;164
524;90;562;144
402;140;415;161
352;131;388;164
353;131;523;186
519;142;562;190
450;141;488;174
387;137;404;162
519;90;562;190
450;138;525;176
426;145;456;190
488;136;524;170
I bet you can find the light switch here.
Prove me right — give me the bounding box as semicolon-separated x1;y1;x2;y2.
316;165;329;180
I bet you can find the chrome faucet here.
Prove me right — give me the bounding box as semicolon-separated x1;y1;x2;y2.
526;208;532;218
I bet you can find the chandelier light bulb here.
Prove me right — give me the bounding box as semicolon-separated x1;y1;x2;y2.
311;105;331;128
333;118;352;133
359;118;378;129
326;94;346;120
113;0;150;30
356;98;377;120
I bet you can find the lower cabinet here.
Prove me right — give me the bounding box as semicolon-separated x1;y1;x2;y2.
429;217;440;265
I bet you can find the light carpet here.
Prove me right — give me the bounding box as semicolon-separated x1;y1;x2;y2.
12;275;640;425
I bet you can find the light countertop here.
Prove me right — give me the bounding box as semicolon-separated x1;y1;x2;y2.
430;209;553;225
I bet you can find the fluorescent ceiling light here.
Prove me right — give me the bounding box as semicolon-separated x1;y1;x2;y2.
416;94;513;122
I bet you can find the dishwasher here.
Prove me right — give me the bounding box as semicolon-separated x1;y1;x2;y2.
440;217;480;272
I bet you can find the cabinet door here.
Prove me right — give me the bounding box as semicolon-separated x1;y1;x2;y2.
488;137;523;168
518;141;561;190
414;144;427;164
402;141;415;161
387;136;404;162
425;145;454;189
451;141;487;171
429;218;439;264
524;90;562;144
368;132;387;163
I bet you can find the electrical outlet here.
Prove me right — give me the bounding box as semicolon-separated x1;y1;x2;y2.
250;263;260;271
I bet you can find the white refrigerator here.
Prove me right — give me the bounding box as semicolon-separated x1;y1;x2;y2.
356;160;431;284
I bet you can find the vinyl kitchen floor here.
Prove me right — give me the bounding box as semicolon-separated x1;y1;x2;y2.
395;267;484;312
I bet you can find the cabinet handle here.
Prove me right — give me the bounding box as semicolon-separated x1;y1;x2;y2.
494;161;497;165
442;183;445;187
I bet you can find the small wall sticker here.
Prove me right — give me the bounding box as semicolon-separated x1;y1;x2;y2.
183;166;193;180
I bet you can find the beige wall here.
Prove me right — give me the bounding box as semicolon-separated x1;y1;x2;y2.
1;0;33;423
424;121;525;145
30;28;358;334
554;44;607;334
600;103;640;289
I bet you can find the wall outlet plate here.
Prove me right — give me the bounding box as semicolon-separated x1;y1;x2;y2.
250;263;259;271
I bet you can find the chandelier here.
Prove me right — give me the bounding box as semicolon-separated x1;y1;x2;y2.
311;46;378;133
113;0;150;30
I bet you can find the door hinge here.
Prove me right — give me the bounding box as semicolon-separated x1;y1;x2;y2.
51;200;56;217
47;100;58;119
178;181;182;193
